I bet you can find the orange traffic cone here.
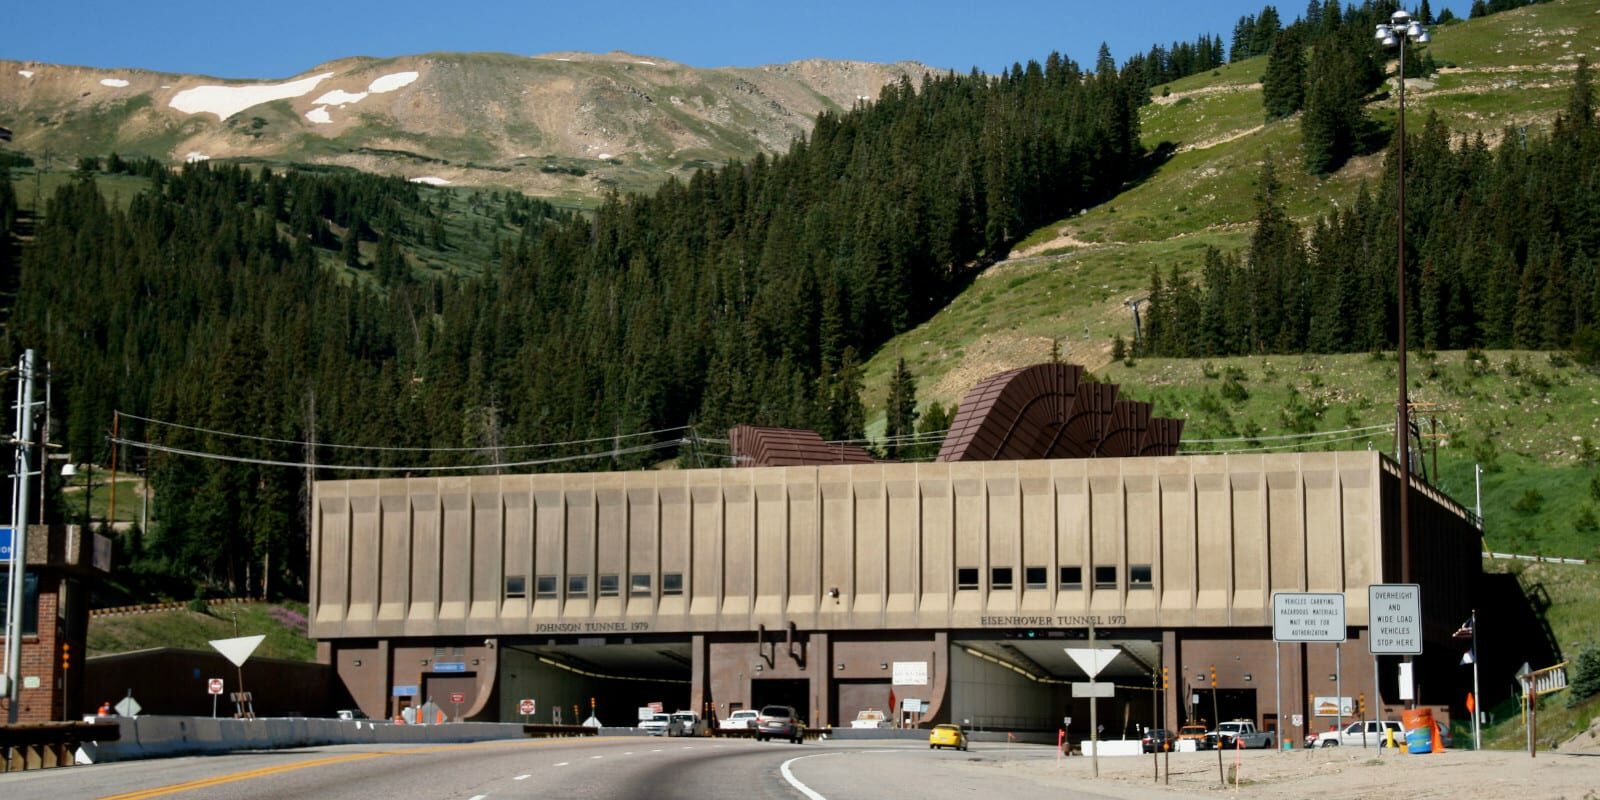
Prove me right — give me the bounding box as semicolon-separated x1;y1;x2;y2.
1431;722;1445;752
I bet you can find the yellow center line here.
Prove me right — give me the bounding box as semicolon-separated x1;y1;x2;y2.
96;736;631;800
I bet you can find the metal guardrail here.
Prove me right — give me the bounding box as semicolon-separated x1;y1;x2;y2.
0;721;120;772
1483;552;1589;565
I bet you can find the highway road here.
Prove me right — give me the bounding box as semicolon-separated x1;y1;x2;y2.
0;736;1138;800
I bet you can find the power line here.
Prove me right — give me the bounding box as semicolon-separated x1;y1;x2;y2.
116;410;692;453
1182;424;1392;444
111;436;687;473
1182;429;1391;455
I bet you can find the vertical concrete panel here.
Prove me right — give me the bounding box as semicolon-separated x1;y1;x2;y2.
983;464;1019;616
378;481;411;630
471;476;504;628
1158;461;1196;626
687;470;721;626
1017;461;1053;613
625;472;660;620
1054;461;1089;614
500;475;532;630
594;475;626;619
347;487;379;625
1087;460;1123;615
531;478;564;625
1230;457;1265;624
819;469;854;629
721;471;754;621
1123;464;1158;619
1338;453;1377;611
1301;456;1345;594
1265;456;1306;608
884;464;919;625
851;466;885;619
657;475;689;619
564;478;596;620
753;470;787;621
917;465;952;617
438;478;473;628
406;486;440;633
785;467;818;620
950;463;984;621
314;484;349;630
1193;460;1231;626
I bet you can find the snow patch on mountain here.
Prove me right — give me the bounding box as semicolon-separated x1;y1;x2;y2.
314;89;368;106
305;106;333;124
101;78;130;88
410;176;450;185
185;152;211;163
170;72;333;120
18;70;34;78
368;71;418;93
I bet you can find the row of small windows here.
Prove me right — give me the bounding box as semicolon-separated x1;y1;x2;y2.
504;573;686;599
955;565;1152;591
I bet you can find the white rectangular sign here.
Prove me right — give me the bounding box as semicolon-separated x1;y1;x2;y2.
1312;696;1354;717
1071;681;1115;698
892;661;928;686
1368;584;1422;654
1272;592;1347;642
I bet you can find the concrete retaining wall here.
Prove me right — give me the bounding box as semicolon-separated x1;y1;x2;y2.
76;716;525;764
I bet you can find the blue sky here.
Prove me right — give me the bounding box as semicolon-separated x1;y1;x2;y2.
6;1;1470;79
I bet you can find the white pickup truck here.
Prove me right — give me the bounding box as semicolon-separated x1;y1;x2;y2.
1214;720;1275;749
1309;719;1403;747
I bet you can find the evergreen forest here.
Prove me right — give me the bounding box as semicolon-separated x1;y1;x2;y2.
1;55;1145;600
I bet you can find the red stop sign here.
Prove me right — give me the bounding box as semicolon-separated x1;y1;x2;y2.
520;699;535;715
450;692;465;704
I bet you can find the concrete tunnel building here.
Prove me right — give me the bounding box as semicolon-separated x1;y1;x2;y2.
309;364;1480;743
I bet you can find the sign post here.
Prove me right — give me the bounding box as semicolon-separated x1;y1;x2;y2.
1273;593;1348;754
450;691;465;722
1065;626;1118;779
208;634;266;719
1368;584;1421;755
208;677;224;718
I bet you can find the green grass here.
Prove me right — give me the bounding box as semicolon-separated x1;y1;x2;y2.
87;600;316;662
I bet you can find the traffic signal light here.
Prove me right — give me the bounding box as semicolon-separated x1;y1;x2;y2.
1208;664;1217;688
1162;666;1169;690
1358;693;1366;716
62;642;71;671
590;696;596;710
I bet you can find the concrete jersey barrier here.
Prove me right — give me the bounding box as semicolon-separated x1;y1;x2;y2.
77;716;527;763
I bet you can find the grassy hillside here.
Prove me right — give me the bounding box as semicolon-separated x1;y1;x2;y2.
861;0;1600;561
87;601;316;662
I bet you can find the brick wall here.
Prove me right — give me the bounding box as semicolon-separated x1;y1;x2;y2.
2;573;73;723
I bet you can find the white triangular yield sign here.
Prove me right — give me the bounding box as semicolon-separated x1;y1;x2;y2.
1064;647;1118;677
209;634;266;667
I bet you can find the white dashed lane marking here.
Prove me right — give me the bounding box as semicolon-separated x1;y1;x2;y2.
554;762;569;767
514;774;531;780
591;755;604;759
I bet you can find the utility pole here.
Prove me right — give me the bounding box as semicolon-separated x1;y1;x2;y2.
5;349;41;723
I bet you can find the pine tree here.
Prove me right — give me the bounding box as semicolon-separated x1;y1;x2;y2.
1262;31;1307;120
1302;37;1364;175
884;358;919;459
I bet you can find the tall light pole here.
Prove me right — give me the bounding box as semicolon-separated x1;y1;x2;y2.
1376;8;1428;707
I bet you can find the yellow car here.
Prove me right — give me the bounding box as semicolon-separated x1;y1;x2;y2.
929;723;969;751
